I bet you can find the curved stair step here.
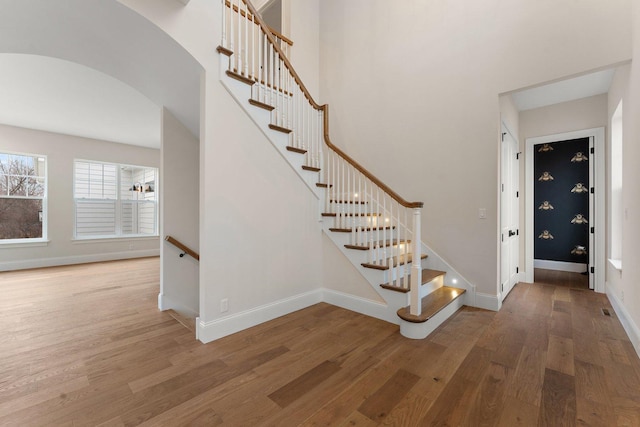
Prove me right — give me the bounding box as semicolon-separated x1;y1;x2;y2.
380;268;445;293
397;286;466;323
361;253;427;271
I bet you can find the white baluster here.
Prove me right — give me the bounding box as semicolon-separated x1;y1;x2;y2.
410;208;422;316
221;0;227;49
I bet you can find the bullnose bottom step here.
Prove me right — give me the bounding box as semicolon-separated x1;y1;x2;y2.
397;286;466;323
380;268;445;293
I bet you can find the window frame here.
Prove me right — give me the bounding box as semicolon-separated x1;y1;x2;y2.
73;159;158;240
0;150;48;246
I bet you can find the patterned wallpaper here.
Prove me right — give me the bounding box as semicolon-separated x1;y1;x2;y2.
534;138;590;263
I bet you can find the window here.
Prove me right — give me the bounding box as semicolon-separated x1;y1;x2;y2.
0;152;47;242
74;160;157;239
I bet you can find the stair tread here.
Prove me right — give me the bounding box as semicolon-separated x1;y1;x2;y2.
216;45;233;56
316;183;331;188
286;146;307;154
345;239;410;251
330;226;395;233
380;268;446;293
249;98;275;111
322;212;380;217
269;124;292;134
302;165;321;172
361;253;428;271
397;286;466;323
226;69;254;86
330;199;367;204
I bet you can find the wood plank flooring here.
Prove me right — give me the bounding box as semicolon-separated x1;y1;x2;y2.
1;258;639;426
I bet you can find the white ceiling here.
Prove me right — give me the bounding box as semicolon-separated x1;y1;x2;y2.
512;69;615;112
0;0;202;149
0;54;160;148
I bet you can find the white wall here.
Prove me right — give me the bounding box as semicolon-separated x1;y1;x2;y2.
520;94;608;142
121;0;324;342
604;4;640;354
160;108;199;317
288;0;320;101
0;123;160;271
319;0;632;296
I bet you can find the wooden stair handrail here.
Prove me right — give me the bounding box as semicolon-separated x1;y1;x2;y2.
165;235;200;261
224;1;293;46
269;27;293;47
240;0;423;209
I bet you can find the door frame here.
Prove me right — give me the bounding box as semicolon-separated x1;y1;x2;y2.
524;127;605;292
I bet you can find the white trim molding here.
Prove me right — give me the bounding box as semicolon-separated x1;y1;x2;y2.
606;283;640;358
0;249;159;272
197;290;323;344
534;260;587;273
321;288;398;324
475;292;501;311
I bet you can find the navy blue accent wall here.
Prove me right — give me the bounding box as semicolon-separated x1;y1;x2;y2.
534;138;589;263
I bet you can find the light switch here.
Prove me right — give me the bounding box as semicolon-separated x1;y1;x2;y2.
479;208;487;219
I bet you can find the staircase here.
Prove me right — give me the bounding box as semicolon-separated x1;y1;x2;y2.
216;0;469;339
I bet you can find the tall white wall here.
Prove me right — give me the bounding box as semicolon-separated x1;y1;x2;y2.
288;0;320;101
160;108;199;317
0;123;160;271
121;0;323;342
319;0;632;296
604;4;640;354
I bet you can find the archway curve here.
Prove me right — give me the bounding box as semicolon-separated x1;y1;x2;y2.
0;0;202;138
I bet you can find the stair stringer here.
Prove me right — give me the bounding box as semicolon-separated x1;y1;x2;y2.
218;61;323;200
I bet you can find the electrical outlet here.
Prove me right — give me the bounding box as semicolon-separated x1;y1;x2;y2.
621;291;625;302
220;298;228;313
479;208;487;219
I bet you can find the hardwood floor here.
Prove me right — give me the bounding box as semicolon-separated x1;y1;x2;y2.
534;268;589;290
1;258;639;426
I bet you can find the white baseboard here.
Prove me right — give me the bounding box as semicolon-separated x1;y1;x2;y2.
606;283;640;358
321;288;398;325
0;249;160;272
475;292;501;311
197;289;323;344
158;293;199;318
534;259;587;273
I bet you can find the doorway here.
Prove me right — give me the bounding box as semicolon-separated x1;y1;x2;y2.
525;128;605;292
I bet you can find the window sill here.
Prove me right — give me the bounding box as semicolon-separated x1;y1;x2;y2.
72;236;159;244
609;258;622;272
0;239;50;248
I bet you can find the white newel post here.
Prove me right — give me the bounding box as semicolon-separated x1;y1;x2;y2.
410;208;422;316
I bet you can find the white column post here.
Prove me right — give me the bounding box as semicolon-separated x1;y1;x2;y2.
410;207;422;316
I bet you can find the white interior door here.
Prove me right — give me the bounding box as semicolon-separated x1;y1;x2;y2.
501;127;520;300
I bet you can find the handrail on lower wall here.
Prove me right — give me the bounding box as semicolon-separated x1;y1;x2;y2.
165;236;200;261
